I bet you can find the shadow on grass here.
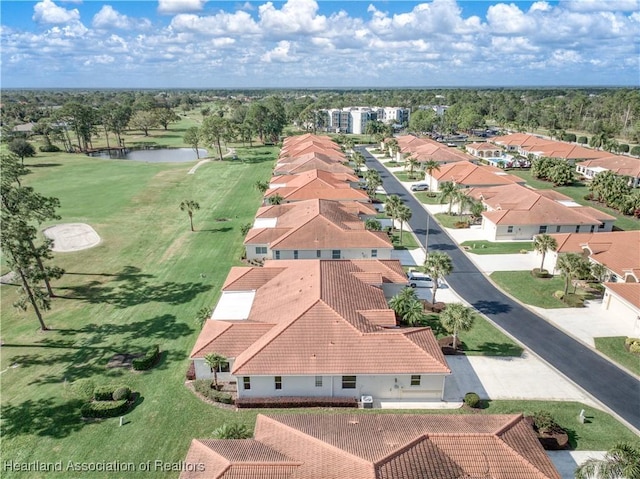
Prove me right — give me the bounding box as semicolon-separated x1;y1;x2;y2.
199;226;233;233
29;163;63;168
1;398;86;439
56;265;211;308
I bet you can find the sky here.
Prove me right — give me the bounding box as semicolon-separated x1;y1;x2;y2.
1;0;639;89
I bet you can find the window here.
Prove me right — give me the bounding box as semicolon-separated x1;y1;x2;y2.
211;361;230;373
274;250;280;259
315;376;323;387
371;249;378;258
243;376;251;390
590;225;595;233
538;226;547;234
332;250;341;259
275;376;282;390
316;250;321;258
575;225;581;233
556;226;561;233
507;226;513;233
255;246;267;255
342;375;356;389
293;250;299;259
598;223;605;229
410;375;421;386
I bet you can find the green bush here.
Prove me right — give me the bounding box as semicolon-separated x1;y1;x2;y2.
553;290;565;300
577;136;588;145
531;268;552;278
464;392;481;408
69;379;95;401
531;410;564;434
39;144;61;152
94;386;116;401
132;345;160;371
192;380;233;404
618;144;629;153
216;392;233;404
631;145;640;156
113;386;132;401
625;337;640;355
81;400;128;419
561;133;577;142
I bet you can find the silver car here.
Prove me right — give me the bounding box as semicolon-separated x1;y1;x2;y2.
410;183;429;191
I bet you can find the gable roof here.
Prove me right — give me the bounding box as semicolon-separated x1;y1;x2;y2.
181;414;562;479
467;142;501;152
265;169;368;203
604;282;640;309
522;142;608;160
577;155;640;178
431;161;524;187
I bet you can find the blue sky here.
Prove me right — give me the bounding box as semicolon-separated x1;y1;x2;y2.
1;0;639;88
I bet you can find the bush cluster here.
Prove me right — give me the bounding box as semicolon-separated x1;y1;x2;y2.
531;268;552;278
463;392;481;408
69;379;96;401
531;410;564;435
132;345;160;371
39;144;61;152
193;380;233;404
624;337;640;355
81;400;129;418
236;396;358;409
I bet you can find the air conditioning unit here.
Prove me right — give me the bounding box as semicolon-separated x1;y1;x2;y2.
360;395;373;409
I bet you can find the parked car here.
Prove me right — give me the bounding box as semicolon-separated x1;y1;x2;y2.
407;271;434;288
410;183;430;191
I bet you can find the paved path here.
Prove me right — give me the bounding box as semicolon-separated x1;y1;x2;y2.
358;146;640;432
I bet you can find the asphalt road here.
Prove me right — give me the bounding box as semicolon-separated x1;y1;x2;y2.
357;146;640;431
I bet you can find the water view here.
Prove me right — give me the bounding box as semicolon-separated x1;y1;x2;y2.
92;148;208;163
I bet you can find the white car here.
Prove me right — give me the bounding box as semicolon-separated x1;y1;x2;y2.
407;271;434;288
410;183;429;191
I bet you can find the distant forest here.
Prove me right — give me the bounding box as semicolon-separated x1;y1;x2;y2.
2;88;638;150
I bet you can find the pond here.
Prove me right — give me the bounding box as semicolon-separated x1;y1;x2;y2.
91;148;208;163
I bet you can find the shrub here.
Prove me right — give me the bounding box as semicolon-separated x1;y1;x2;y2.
81;400;128;418
113;386;131;401
464;392;481;408
625;338;640;355
216;392;233;404
454;221;469;229
39;144;61;152
532;410;564;435
631;145;640;157
212;423;251;439
531;268;552;278
553;290;565;300
562;293;584;308
70;379;95;401
236;396;358;409
194;379;214;395
584;193;594;201
577;136;588;145
520;249;529;254
94;386;116;401
561;133;577;142
619;144;629;153
132;345;160;371
186;362;196;381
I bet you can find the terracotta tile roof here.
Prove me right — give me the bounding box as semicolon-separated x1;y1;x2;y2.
604;282;640;308
274;156;352;176
265;170;368;203
550;231;640;277
467;142;501;151
492;133;551;148
522;142;608;160
577;155;640;178
277;151;345;165
466;184;610;227
431;161;524;187
191;413;560;479
222;267;286;291
244;199;392;250
190;320;274;358
281;144;345;159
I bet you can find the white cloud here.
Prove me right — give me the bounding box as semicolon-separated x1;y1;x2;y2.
258;0;327;35
157;0;206;15
261;40;298;62
83;54;115;66
93;6;151;30
560;0;640;12
486;3;531;34
169;11;259;35
32;0;80;24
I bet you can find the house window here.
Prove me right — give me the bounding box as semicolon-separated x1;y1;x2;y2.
293;250;299;259
410;375;421;386
556;226;561;233
243;377;251;390
575;226;581;233
332;250;341;259
255;246;267;255
590;225;595;233
598;223;605;229
275;376;282;390
342;375;356;389
316;250;321;258
274;250;280;259
315;376;323;387
371;249;378;258
211;361;230;373
538;226;547;234
507;226;513;234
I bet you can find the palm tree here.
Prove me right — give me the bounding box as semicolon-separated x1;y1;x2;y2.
452;189;473;215
437;181;458;215
397;204;412;244
404;154;420;179
180;200;200;232
469;201;484;224
403;298;426;326
423;251;453;303
365;218;382;231
386;138;399;160
556;253;583;296
385;195;402;232
195;306;211;329
533;234;558;271
423;159;440;193
440;303;475;350
254;180;269;193
204;353;227;389
575;442;640;479
364;169;382;198
389;287;420;323
212;423;252;439
267;193;284;205
351;151;365;175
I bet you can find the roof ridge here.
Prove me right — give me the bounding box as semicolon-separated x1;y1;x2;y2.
189;321;233;358
496;429;557;479
372;433;430;469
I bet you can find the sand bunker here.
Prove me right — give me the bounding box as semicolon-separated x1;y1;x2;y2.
43;223;101;252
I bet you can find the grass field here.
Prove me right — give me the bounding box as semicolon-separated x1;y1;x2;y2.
461;240;534;254
594;337;640;376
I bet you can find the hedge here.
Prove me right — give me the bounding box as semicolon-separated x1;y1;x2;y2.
94;384;132;401
81;400;129;418
193;379;233;404
70;379;96;401
531;268;552;279
464;392;481;408
132;345;160;371
236;396;358;409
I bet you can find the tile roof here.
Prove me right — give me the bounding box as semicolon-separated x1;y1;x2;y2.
604;282;640;308
431;161;524;187
181;414;562;479
522;142;608;160
265;170;368;203
190;320;274;358
550;231;640;278
577;155;640;178
244;199;392;250
274;156;352;176
492;133;551;148
467;142;501;151
466;184;613;226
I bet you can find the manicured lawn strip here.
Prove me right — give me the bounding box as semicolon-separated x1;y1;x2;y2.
394;171;423;182
390;230;421;249
435;212;471;228
413;191;442;204
490;271;569;308
0;145;277;479
594;337;640;376
509;170;640;231
461;240;533;254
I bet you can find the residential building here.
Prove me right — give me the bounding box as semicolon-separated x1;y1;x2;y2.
325;107;410;134
264;169;370;204
491;133;609;163
465;183;615;240
190;259;450;401
424;161;525;192
181;413;562;479
576;155;640;188
390;135;475;164
244;199;391;261
466;141;502;158
274;152;352;176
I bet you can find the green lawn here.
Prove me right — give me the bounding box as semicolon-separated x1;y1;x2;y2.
390;229;421;249
490;271;594;308
435;212;470;228
414;191;442;205
508;170;640;232
594;337;640;376
461;240;534;254
394;171;423;182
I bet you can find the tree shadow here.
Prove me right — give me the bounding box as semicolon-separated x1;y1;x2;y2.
1;398;86;439
472;300;513;315
29;163;62;168
468;342;524;357
199;227;233;233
